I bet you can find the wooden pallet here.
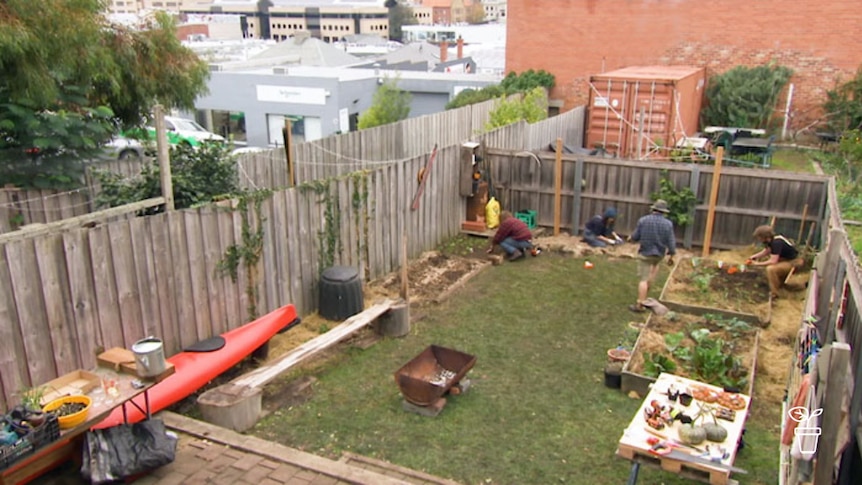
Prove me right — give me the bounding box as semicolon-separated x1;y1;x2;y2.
617;443;738;485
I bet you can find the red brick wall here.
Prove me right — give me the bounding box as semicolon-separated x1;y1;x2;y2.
506;0;862;129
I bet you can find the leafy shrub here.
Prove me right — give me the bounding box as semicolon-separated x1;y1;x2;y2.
484;87;548;131
650;170;697;227
358;77;411;129
701;64;792;129
95;141;238;213
446;70;555;110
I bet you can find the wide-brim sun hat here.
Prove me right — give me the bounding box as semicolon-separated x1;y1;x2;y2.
650;199;670;213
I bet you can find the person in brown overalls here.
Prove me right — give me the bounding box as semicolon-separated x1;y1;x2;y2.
748;225;804;299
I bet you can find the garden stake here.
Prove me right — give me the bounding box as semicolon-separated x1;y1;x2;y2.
797;203;808;243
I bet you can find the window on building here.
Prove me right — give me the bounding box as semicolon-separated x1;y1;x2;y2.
209;110;247;144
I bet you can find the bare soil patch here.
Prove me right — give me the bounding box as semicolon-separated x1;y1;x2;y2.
663;256;771;321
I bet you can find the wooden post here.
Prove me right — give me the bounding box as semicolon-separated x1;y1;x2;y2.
701;146;723;257
400;211;408;301
154;105;174;211
554;138;562;236
282;119;295;187
813;343;850;485
797;203;808;243
377;299;410;337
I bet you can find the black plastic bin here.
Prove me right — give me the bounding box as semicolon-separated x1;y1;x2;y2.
318;266;363;321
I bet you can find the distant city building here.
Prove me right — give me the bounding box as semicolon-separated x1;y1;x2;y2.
179;1;389;41
410;5;434;25
185;35;499;146
401;22;503;45
105;0;199;15
416;0;472;25
482;0;506;22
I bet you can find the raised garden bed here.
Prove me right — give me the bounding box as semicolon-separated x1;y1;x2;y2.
621;310;760;397
660;257;771;326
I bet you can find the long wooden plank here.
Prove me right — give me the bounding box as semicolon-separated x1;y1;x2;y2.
271;190;291;308
259;196;278;315
296;188;314;315
7;239;54;386
215;202;241;330
129;216;159;338
231;203;251;323
283;190;303;308
62;229;100;370
89;225;124;349
184;209;211;342
0;197;165;244
235;299;396;389
200;206;227;336
109;221;143;346
167;211;197;349
0;243;26;408
34;234;79;375
149;213;179;355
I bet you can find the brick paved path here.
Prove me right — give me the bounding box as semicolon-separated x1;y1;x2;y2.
41;412;459;485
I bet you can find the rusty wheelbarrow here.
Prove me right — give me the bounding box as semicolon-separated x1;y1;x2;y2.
394;345;477;406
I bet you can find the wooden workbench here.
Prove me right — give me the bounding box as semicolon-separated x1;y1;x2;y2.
616;373;751;485
1;367;158;485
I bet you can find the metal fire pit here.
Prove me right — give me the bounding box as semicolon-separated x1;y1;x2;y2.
394;345;477;406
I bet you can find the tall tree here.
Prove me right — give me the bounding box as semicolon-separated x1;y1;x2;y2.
0;0;209;188
358;77;412;129
385;0;417;43
823;67;862;133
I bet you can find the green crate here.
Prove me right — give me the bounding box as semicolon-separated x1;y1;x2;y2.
515;210;537;229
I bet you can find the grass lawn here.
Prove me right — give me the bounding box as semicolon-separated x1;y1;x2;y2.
252;254;781;484
770;147;819;173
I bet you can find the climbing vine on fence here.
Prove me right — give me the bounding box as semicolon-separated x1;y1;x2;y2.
215;189;271;319
299;171;372;277
650;170;697;227
351;171;371;277
300;178;342;273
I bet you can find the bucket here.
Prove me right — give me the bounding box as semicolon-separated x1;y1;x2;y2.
604;369;622;388
132;337;167;378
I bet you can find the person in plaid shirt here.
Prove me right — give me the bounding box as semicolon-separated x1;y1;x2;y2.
486;211;534;261
628;200;676;312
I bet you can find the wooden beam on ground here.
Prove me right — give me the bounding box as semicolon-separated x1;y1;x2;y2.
234;299;397;389
0;197;165;244
553;138;562;236
701;147;723;257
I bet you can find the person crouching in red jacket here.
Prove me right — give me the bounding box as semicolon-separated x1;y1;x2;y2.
486;211;534;261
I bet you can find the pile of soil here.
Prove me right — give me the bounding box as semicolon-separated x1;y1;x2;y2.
366;251;488;304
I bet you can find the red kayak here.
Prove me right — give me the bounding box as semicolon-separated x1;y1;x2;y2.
94;304;300;429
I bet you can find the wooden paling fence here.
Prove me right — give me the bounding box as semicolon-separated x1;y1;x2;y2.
779;177;862;484
0;188;93;234
0;144;465;411
486;151;829;248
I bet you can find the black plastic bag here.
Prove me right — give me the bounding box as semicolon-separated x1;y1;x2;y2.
82;419;177;484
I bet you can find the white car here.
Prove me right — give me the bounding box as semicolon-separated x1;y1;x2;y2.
103;136;145;160
159;116;225;146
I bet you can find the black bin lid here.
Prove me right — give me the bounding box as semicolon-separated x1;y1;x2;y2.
321;266;359;282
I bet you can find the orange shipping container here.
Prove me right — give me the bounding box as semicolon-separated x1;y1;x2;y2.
585;66;706;160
